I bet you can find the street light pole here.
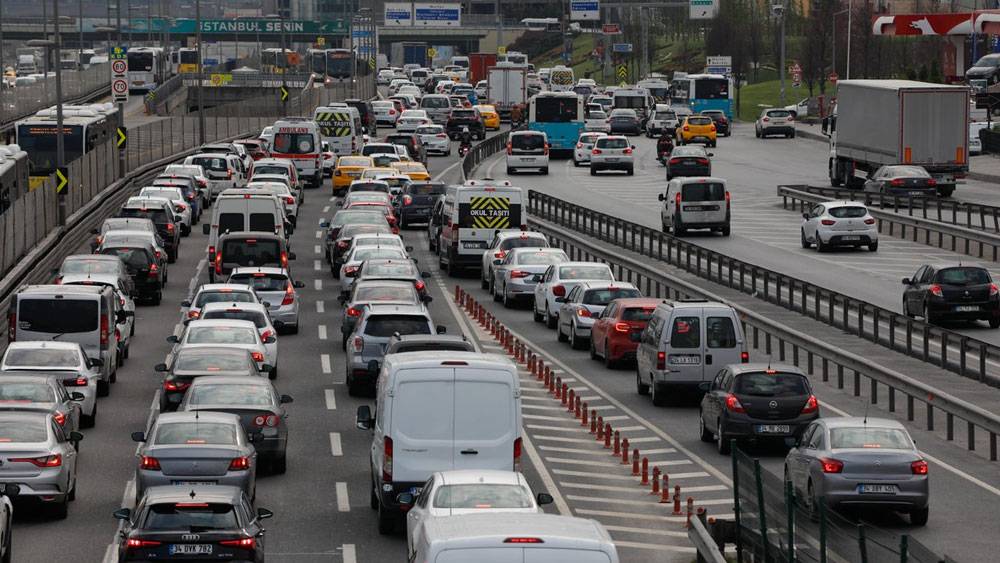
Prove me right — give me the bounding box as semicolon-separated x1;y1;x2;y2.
777;1;786;105
196;0;205;144
79;0;84;65
846;0;852;80
54;0;66;224
496;0;502;51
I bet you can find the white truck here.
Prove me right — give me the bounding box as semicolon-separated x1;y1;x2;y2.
487;62;527;121
822;79;969;197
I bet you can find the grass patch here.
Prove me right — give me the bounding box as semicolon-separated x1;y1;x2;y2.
736;79;810;121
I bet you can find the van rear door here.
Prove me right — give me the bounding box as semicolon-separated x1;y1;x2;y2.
664;309;703;383
680;181;727;226
703;308;743;377
437;550;521;563
16;296;99;350
390;368;455;483
457;188;523;259
524;550;614;563
453;368;517;471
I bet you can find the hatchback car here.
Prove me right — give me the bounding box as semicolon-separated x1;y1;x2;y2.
416;125;451;156
506;131;549;175
863;165;938;198
800;201;878;252
446;108;485;140
169;319;275;376
182;284;261;321
98;239;165;303
698;364;819;454
902;263;1000;327
755;108;795;139
339;246;411;291
340;280;424;349
0;412;81;518
608;109;641;135
588;297;660;369
396;181;447;227
333;156;374;195
492;248;569;308
385;133;427;164
677;115;717;147
475;105;501;130
155;347;264;412
584;110;611;133
199;302;279;368
349;258;431;302
573;132;607;166
557;282;641;349
90;217;162;253
480;231;550;290
590;135;635;175
665;146;712;180
227;267;304;334
700;109;730;136
345;304;441;396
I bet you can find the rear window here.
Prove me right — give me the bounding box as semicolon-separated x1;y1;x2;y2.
826;206;867;219
194;291;255;307
766;110;792;118
119;207;168;224
597;138;628;149
4;347;79;367
670;316;700;348
253;165;289;176
687;117;712;126
559;265;612;280
249;213;276;232
0;382;56;402
654;111;676;120
734;372;809;396
365;263;416;277
364;315;431;337
583;287;640;305
186;326;258;345
143;503;239;531
511;134;546;150
273;132;315;154
622;307;655;321
588;111;607;120
829;427;913;450
218;213;244;234
516;251;564;265
174;351;250;371
221;239;281;265
191;157;227;171
934;267;991;285
681;183;726;201
353;248;406;262
61;259;119;275
0;420;47;443
229;274;289;292
186;384;272;406
355;285;418;302
333;212;386;227
18;299;98;333
407;184;446;196
154;422;237;445
202;310;267;328
706;316;737;348
451;110;476;119
432;484;534;509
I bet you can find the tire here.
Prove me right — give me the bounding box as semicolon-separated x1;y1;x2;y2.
716;418;731;454
152;291;162;306
50;496;69;519
81;404;97;428
268;366;278;380
68;478;76;501
533;304;544;323
806;481;820;522
868;241;878;252
502;285;514;308
589;167;596;176
557;323;568;342
721;224;731;236
481;271;489;290
790;131;796;139
924;303;936;325
626;167;634;176
542;167;549;175
990;317;1000;329
377;501;396;535
709;141;716;148
603;340;618;369
288;324;299;335
636;369;649;395
816;236;827;253
370;478;379;510
573;159;580;167
910;506;929;526
650;380;666;406
699;411;714;442
801;229;811;248
569;325;586;350
491;280;501;302
506;167;513;175
346;372;361;397
755;128;761;139
589;339;599;360
545;308;558;329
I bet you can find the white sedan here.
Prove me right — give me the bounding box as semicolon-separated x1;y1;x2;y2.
532;262;616;329
573;132;607;166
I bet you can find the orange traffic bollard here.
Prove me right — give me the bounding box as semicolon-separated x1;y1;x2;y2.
631;448;639;474
455;285;461;302
574;395;581;418
685;497;694;529
566;388;574;410
621;439;630;465
581;402;589;426
604;424;612;448
561;385;569;406
672;485;682;515
555;377;562;398
595;416;604;440
612;431;620;456
641;458;649;485
659;474;671;503
536;360;545;380
651;467;661;495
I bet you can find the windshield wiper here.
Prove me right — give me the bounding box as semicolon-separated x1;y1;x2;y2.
49;333;68;341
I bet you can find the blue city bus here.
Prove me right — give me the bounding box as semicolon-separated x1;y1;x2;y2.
528;92;584;154
670;73;733;120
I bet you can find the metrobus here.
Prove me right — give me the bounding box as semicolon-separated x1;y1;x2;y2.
528;91;584;153
670;73;733;119
0;144;29;213
176;48;199;74
15;103;119;180
521;18;561;32
326;48;354;80
548;65;575;92
261;48;302;74
637;78;671;103
498;51;529;67
127;47;168;91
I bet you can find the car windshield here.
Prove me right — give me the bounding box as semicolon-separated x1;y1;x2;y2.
559;265;612;280
144;503;239;531
355;286;418;302
253;165;289;176
194;291;254;307
829;427;913;450
826;206;867;219
432;484;534;509
0;420;47;442
229;274;289;292
202;310;267;328
0;382;55;402
733;372;809;397
186;326;258;345
175;352;250;372
516;251;564;265
339;157;371;167
154;422;238;445
622;307;655;321
364;315;431;337
190;157;227;172
221;240;281;265
934;267;991;285
186;384;272;406
583;287;641;305
61;259;119;274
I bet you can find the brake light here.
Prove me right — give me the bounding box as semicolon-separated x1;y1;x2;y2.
251;351;265;362
139;456;160;470
669;158;681;165
154;250;161;259
389;109;396;115
656;351;666;370
149;263;159;277
186;193;195;201
762;117;770;123
683;125;690;131
353;336;363;353
725;393;746;413
215;252;222;275
675;192;682;209
543;143;550;156
801;395;819;414
284;196;295;205
576;307;592;318
696;158;710;165
505;537;543;544
227;169;233;179
126;539;162;549
864;217;876;225
62;377;88;387
510;270;530;279
709;124;716;132
990;283;999;296
402;195;413;206
163;380;190;392
513;437;522;471
383;436;394;482
344;265;360;277
592;148;602;155
188;310;201;319
280;251;289;268
927;178;937;187
208;245;215;261
251;414;279;427
220;537;256;549
623;147;633;155
414;280;426;293
552;285;565;297
337;240;349;249
725;191;731;208
53;412;66;426
261;329;274;341
911;460;928;475
346;307;362;317
890;178;905;187
176;203;187;211
820;458;843;473
929;284;943;298
614;322;630;333
740;351;749;363
54;276;63;284
166;223;175;232
100;314;110;349
228;456;251;471
436;133;447;138
576;142;583;149
820;219;836;226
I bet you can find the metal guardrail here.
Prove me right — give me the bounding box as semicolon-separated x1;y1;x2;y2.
1;63;110;133
526;191;1000;462
461;130;509;181
688;509;727;563
778;185;1000;261
143;73;184;115
180;73;312;89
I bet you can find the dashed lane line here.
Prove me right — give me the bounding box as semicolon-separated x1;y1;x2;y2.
342;544;357;563
321;354;332;374
318;325;328;340
329;432;343;456
314;279;323;290
336;482;350;512
316;300;325;313
324;389;336;410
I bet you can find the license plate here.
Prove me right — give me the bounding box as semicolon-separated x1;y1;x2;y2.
755;424;791;434
909;191;925;196
462;241;487;249
412;209;428;215
858;484;897;495
169;544;213;555
840;236;860;241
669;355;700;365
684;206;705;211
521;157;535;162
954;305;979;312
172;480;215;486
605;158;619;163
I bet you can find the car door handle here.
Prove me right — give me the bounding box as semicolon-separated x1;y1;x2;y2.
460;449;478;455
705;354;713;365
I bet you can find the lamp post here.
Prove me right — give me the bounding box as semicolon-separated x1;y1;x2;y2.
28;34;64;223
846;0;852;80
772;0;787;105
196;0;205;144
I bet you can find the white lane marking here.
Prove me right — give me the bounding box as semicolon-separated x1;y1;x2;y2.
318;325;328;340
321;354;332;374
438;158;465;182
314;244;322;254
187;258;207;298
603;524;689;538
336;482;350;511
315;230;322;239
103;544;116;563
342;544;357;563
316;300;325;313
613;540;700;553
325;389;337;410
533;435;617;444
329;196;336;202
523;404;615;411
314;259;322;271
545;458;693;469
329;432;343;456
314;279;323;290
576;508;709;522
323;205;330;213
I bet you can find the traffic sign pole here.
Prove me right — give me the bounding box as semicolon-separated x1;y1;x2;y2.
110;46;129;178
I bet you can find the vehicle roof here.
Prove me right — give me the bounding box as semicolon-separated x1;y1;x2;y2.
840;79;970;91
821;417;906;430
0;373;61;384
728;363;804;376
674;176;726;185
229;266;289;276
577;281;638;290
143;485;244;504
199;302;269;313
435;469;525;486
254;158;294;167
17;284;106;296
195;283;256;293
607;297;662;307
655;299;732;311
185;319;258;329
64;254;121;262
188;374;272;387
384;351;517;371
0;410;52;425
355;279;418;289
154;411;241;425
496;230;545;240
421;513;612;545
218;231;283;241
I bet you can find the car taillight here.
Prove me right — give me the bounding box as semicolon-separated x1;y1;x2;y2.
280;251;289;269
149;263;159;277
228;456;251;471
552;285;565;297
725;191;731;208
176;203;187;211
543;144;550;156
669;158;681;165
710;124;716;132
389;109;396;115
927;178;938;187
623;147;633;155
576;307;592;318
62;377;88;387
592;148;602;155
383;436;394;482
511;270;530;279
153;250;162;260
820;458;843;473
656;351;666;370
740;351;749;363
820;219;836;226
126;538;162;549
576;142;583;149
54;276;63;284
186;193;195;201
614;322;630;333
188;309;201;319
506;142;512;155
513;436;522;471
337;240;349;249
991;283;999;296
801;395;819;414
762;117;770;122
261;329;274;341
53;412;66;426
100;314;110;349
436;133;447;138
208;245;215;261
929;284;943;298
163;380;190;392
227;169;233;179
675;192;682;209
353;336;364;353
220;537;256;549
346;306;363;318
725;393;746;413
683;125;690;131
166;223;175;232
284;196;295;205
215;252;222;275
911;460;928;475
414;280;426;293
251;351;265;362
344;265;360;277
696;158;710;165
252;414;279;427
864;217;876;225
139;456;160;470
890;178;905;186
402;195;413;205
198;179;208;188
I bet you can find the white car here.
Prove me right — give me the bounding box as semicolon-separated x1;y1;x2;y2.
373;100;399;126
397;85;423;100
388;78;414;95
403;470;553;560
227;267;304;334
339;246;411;291
589;135;635;175
492;247;569;308
474;80;488;99
377;69;395;85
970;121;988;155
397;116;432;134
245;181;298;225
169;319;274;375
506;130;549;175
800;201;879;252
198;302;279;378
573;132;607;166
556;281;641;349
532;262;616;328
755;108;796;139
0;483;13;561
60;275;136;363
480;230;550;290
0;341;100;427
416;124;451;155
584;110;611;133
183;283;262;321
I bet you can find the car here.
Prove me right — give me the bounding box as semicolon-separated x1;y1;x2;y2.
199;302;280;365
573;132;607;166
448;94;470;109
361;143;401;158
698;364;820;454
492;248;569;308
395;181;447;228
322;211;394;265
970;121;988;155
0;342;101;426
397;114;432;134
213;231;294;282
784;417;928;524
250;158;301;192
863;165;938;197
385;133;427;165
506;130;549;175
700;109;730;136
328;222;395;273
0;483;15;562
608;108;642;135
902;263;1000;327
474;80;488;99
344;304;441;396
446;108;485;140
452;83;478;105
96;238;167;303
755;108;795;139
178;376;293;473
480;230;550;291
557;282;641;350
420;93;454;124
475;104;500;130
416;125;450;156
349;257;431;301
57;274;137;365
659;177;731;236
383;334;474;355
664;145;712;180
155;347;264;412
114;486;272;561
588;297;660;368
247;181;299;225
332;155;374;195
233;138;270;161
346;181;393;199
391;161;431;182
339;280;425;349
137;187;192;235
345;98;378;134
589;135;636;175
339;246;412;291
152;175;204;222
227;267;305;335
162;164;211;208
584;109;611;133
169;319;275;376
800;201;878;252
0;412;81;518
677;115;717;147
402;470;553;559
0;374;84;433
646;106;678;137
132;411;258;503
90;217;163;253
117;198;181;262
55;254;133;296
533;262;615;328
182;283;261;321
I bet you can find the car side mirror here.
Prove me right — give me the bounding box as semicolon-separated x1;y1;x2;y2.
396;492;415;505
421;271;430;278
706;152;714;157
69;431;84;443
405;246;414;252
89;358;104;368
697;381;711;392
202;224;211;235
356;405;373;430
631;145;636;150
113;508;132;521
422;295;434;304
293;281;305;289
279;394;293;404
802;213;809;220
657;193;665;202
181;300;192;308
154;363;168;372
70;392;85;401
263;302;273;308
263;336;277;344
436;325;447;334
257;508;274;521
131;431;146;443
288;252;297;260
536;492;554;506
902;278;911;285
166;335;179;344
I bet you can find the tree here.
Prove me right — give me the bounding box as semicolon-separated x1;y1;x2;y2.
802;0;835;95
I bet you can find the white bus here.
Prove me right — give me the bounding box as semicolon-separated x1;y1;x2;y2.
127;47;168;92
16;103;119;178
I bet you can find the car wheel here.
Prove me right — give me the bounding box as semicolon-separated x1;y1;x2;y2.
716;418;731;454
377;501;396;535
481;270;489;290
506;167;513;175
97;380;110;398
370;477;379;510
755;128;761;138
699;411;714;442
589;338;599;360
603;341;618;369
868;241;878;252
491;280;501;302
721;224;731;236
68;477;77;501
626;167;634;176
545;307;558;329
346;372;361;397
910;506;929;526
268;365;278;380
570;324;587;350
51;495;69;519
816;236;827;253
502;285;514;308
990;316;1000;329
542;167;549;175
650;380;666;406
636;368;649;395
801;229;811;248
152;291;162;306
288;323;299;335
790;131;796;139
806;481;820;522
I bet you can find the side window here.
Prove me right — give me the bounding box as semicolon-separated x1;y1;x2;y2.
543;266;554;283
502;252;516;265
722;371;734;390
670;316;700;349
799;425;816;448
711;369;725;390
604;303;617;318
706;316;737;349
806;424;824;449
566;286;581;302
51;421;67;443
911;266;926;283
641;315;659;345
920;267;935;284
417;477;434;508
810;204;824;218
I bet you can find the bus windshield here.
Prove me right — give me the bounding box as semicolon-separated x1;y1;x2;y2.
180;50;198;64
310;52;325;74
17;124;85;173
327;51;352;78
534;97;578;123
694;78;729;100
128;52;154;72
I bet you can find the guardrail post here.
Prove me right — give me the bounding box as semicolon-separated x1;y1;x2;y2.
858;524;869;563
731;444;743;560
927;403;935;431
785;479;795;563
754;459;769;561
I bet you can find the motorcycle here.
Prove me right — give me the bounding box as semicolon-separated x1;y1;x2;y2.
656;138;675;165
458;143;472;157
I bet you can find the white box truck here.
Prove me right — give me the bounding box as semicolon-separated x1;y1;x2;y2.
487;62;527;121
823;80;969;197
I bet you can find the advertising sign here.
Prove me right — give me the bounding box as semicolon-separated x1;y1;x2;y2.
384;3;413;26
570;0;600;21
413;3;461;27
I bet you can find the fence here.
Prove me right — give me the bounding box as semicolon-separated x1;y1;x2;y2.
462;130;509;180
1;63;109;131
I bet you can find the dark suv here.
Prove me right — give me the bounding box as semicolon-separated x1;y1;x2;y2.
215;231;295;279
701;110;730;137
385;133;427;165
446;108;485;140
394;181;446;228
902;263;1000;327
117;199;181;262
98;239;165;304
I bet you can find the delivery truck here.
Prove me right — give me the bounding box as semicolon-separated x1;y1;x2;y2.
487;62;527;121
468;52;496;84
823;80;969;197
390;42;428;68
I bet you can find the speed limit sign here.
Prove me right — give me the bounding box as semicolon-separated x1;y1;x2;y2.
111;59;127;74
112;78;129;102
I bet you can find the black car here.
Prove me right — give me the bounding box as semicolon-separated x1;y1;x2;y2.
115;486;272;562
902;263;1000;327
345;98;377;135
665;146;712;180
385;133;427;165
155;347;263;412
863;165;938;198
445;108;486;140
700;110;730;137
699;364;819;454
117;199;181;262
608;109;642;135
98;240;164;304
395;181;446;228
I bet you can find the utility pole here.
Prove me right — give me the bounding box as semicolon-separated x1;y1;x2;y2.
196;0;205;144
54;0;66;224
128;0;133;45
43;0;49;74
640;6;648;79
496;0;503;51
776;0;786;105
280;11;287;113
846;0;852;79
79;0;84;65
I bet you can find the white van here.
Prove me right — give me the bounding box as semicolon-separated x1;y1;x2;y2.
203;190;288;281
313;106;361;158
183;153;246;200
355;352;523;534
438;181;525;276
659;177;731;236
549;65;575;92
270;118;323;188
412;513;620;563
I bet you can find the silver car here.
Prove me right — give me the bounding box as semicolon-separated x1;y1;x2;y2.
492;248;568;309
227;267;305;334
557;282;641;350
339;246;411;292
339;280;424;350
132;411;258;503
168;319;275;375
0;411;82;518
480;231;550;291
183;283;261;321
0;342;100;427
784;417;929;525
533;262;616;329
416;124;451;156
198;302;279;378
345;304;439;396
0;375;84;433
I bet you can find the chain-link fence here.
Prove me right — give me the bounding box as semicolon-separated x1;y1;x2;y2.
1;63;109;130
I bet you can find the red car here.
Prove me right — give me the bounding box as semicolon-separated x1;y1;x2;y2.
589;298;661;368
234;138;270;161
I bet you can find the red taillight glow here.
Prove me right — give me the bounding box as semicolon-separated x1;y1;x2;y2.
576;307;592;318
280;251;289;269
740;351;750;363
139;456;160;470
100;314;110;349
220;537;256;549
623;147;633;155
402;195;413;206
251;351;265;362
252;414;279;427
163;380;190;392
149;263;159;277
62;377;88;387
215;252;222;275
929;284;943;298
656;351;666;370
126;538;162;549
890;178;905;187
552;285;565;297
576;142;583;149
820;219;836;226
228;456;251;471
801;395;819;414
414;280;426;292
166;223;175;232
927;178;938;187
261;329;274;341
505;537;543;544
346;307;362;317
911;460;929;475
284;196;295;205
510;270;530;279
188;310;201;319
506;142;512;155
591;148;602;155
725;394;746;413
282;282;295;306
383;436;394;482
990;283;999;296
53;412;66;426
614;322;630;333
353;336;363;353
820;458;843;473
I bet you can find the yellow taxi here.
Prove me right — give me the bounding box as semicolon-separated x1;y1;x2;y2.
332;155;374;195
391;161;431;182
475;105;501;130
676;115;717;148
